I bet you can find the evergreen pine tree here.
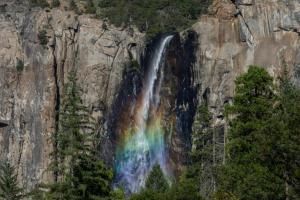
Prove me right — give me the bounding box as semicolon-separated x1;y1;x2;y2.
130;164;169;200
46;69;113;200
267;79;300;199
0;161;23;200
166;171;203;200
190;103;216;198
145;164;169;193
69;152;113;199
217;66;285;199
110;188;126;200
56;69;94;178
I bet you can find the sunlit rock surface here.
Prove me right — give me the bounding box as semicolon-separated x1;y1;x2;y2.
0;0;144;189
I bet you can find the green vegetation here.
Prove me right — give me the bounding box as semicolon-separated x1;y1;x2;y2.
38;30;48;46
52;0;60;8
130;164;168;200
0;161;23;200
130;164;203;200
85;0;96;14
145;164;169;193
30;0;49;8
167;171;203;200
31;0;212;38
16;59;24;72
49;69;113;199
76;0;212;39
217;66;300;199
70;0;81;14
189;103;219;199
125;59;140;74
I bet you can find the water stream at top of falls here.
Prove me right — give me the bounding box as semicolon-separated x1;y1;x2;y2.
114;35;174;194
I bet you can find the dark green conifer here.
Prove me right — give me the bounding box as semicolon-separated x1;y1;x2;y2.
130;164;169;200
218;66;284;200
0;161;23;200
145;164;169;193
268;78;300;199
46;69;113;200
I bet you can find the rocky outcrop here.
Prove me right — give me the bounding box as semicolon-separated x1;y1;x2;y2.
0;0;144;189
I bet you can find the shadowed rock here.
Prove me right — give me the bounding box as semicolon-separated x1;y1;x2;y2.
0;120;8;128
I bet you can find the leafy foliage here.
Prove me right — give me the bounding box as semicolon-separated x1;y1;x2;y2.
0;161;23;200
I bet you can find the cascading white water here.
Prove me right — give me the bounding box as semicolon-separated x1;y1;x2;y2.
115;35;174;194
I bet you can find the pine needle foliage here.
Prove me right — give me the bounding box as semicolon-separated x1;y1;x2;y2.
130;164;169;200
269;79;300;199
190;103;217;198
145;164;169;193
55;69;94;177
0;161;23;200
217;66;300;200
45;69;113;200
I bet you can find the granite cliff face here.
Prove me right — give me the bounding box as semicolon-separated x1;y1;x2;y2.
191;0;300;148
0;0;299;190
192;0;300;129
0;0;144;189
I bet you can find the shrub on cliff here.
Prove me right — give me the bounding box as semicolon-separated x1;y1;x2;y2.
38;30;48;46
16;59;24;72
30;0;49;8
52;0;60;8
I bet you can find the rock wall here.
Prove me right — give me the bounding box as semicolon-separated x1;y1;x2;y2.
0;0;144;189
191;0;300;132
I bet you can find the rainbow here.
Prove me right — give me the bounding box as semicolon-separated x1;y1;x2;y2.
114;35;174;193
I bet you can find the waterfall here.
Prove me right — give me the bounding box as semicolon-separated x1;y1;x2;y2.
115;35;174;194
